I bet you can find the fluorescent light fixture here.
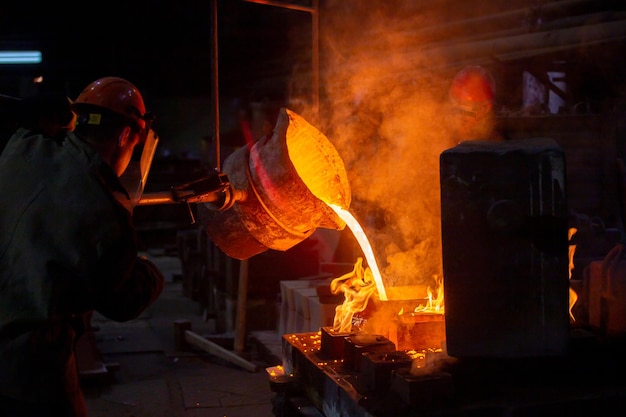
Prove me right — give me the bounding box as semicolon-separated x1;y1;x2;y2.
0;51;42;64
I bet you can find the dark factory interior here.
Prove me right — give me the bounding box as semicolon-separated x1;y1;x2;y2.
2;0;626;416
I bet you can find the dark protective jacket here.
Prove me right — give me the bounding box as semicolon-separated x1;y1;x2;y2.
0;128;165;416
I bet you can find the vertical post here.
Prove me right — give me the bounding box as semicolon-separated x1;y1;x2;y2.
234;259;249;353
224;257;235;332
212;0;221;172
311;0;319;120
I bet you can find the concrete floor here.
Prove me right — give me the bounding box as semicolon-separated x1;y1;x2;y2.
81;254;282;417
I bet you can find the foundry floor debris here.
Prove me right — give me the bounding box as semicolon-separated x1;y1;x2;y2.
82;254;280;417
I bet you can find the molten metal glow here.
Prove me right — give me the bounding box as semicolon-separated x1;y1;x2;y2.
329;204;387;300
266;365;284;377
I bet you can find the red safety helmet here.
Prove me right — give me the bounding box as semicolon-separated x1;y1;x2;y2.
448;66;495;119
73;77;148;131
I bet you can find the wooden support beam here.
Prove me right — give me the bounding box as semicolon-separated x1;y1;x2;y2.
414;18;626;69
184;330;259;373
234;259;249;353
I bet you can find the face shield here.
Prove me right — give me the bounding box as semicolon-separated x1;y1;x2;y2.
118;127;159;210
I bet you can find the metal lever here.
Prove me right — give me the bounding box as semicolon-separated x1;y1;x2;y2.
136;171;245;225
171;172;232;224
186;201;196;224
171;172;231;204
138;172;235;207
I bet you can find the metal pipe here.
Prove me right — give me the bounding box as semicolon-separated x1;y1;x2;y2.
136;191;176;206
312;0;319;119
242;0;315;13
137;188;242;207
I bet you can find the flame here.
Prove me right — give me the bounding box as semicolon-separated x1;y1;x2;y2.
329;204;387;300
568;227;578;322
326;203;447;334
412;274;444;314
329;257;378;333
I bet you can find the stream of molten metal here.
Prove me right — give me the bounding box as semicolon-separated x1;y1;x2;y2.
329;204;388;301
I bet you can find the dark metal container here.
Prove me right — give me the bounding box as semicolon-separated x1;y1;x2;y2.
440;138;569;358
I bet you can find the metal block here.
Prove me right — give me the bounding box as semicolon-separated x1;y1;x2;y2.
440;138;569;358
390;313;446;351
360;350;413;392
390;368;454;408
319;326;353;359
343;334;396;372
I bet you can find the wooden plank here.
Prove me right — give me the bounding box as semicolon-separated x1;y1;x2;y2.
184;330;258;373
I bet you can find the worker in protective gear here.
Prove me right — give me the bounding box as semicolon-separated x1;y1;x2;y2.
447;65;504;142
0;77;165;417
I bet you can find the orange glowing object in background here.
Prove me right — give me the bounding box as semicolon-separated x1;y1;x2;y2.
412;274;444;314
569;227;578;322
